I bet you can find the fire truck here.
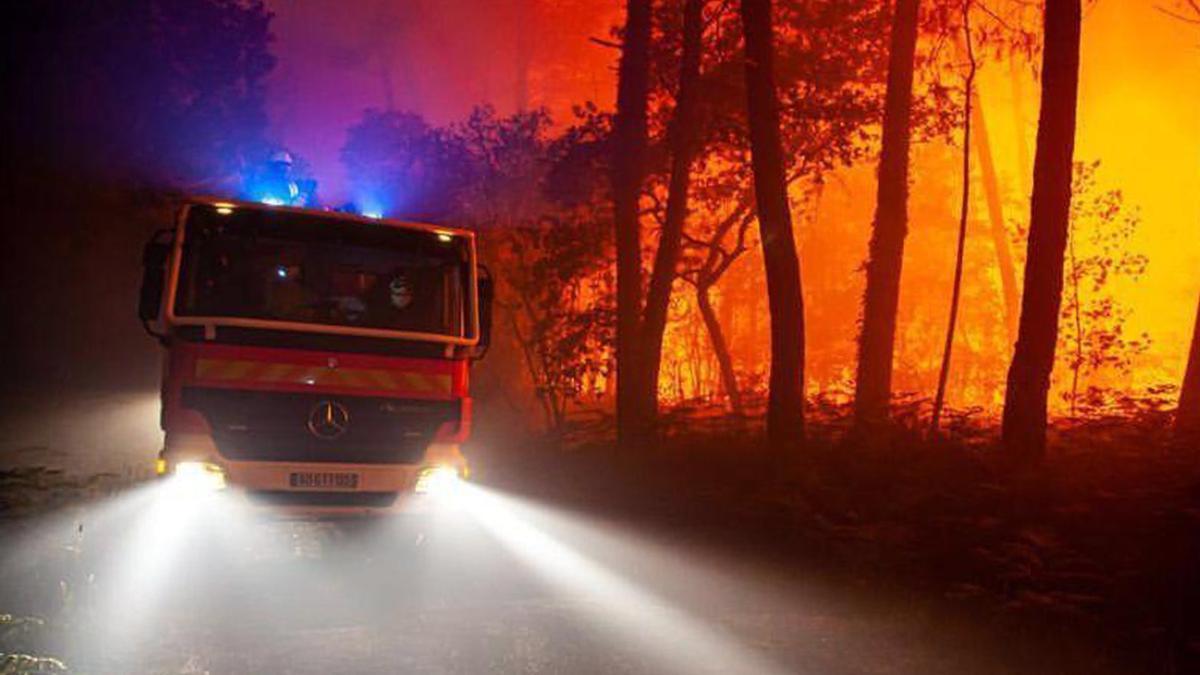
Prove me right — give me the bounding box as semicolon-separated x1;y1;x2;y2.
138;198;492;515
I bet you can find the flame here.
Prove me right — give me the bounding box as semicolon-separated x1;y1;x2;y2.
296;1;1197;420
647;2;1200;417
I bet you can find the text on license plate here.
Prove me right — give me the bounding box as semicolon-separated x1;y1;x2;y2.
288;472;360;490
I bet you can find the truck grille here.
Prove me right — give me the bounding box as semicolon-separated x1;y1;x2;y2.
182;387;459;464
247;491;399;508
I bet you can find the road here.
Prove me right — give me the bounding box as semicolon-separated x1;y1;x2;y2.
0;390;1122;674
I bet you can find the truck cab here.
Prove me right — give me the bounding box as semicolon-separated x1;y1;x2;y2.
139;198;492;515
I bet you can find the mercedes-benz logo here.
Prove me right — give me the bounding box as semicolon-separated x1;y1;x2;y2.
307;400;349;439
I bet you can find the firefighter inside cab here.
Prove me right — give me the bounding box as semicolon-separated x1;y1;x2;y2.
138;198;493;515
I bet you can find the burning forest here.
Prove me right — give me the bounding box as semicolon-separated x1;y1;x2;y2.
2;1;1200;673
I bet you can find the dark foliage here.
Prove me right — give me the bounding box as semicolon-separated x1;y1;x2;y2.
2;0;275;189
341;110;474;221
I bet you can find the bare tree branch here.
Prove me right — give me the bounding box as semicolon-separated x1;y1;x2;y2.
589;36;623;50
1156;3;1200;25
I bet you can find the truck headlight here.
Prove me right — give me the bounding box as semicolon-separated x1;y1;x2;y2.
414;465;462;496
173;461;227;492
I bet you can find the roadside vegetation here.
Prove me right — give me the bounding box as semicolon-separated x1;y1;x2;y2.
479;401;1200;673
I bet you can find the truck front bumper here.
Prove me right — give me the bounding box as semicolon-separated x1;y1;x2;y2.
159;435;467;518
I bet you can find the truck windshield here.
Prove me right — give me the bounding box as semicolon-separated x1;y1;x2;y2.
174;204;470;338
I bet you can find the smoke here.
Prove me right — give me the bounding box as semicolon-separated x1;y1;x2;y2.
264;0;618;202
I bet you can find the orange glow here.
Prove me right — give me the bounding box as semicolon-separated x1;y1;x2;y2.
643;1;1200;417
351;1;1198;423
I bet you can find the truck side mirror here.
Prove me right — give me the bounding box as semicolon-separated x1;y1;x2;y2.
139;239;172;322
476;274;494;356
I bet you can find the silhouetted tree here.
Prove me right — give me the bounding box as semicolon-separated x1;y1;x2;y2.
1001;0;1082;462
1164;0;1200;437
680;204;758;413
500;211;614;430
461;108;617;432
638;0;705;425
345;105;615;431
1008;58;1034;197
930;0;976;435
637;0;891;423
971;88;1020;345
853;0;921;429
649;0;897;418
741;0;805;447
2;0;275;188
612;0;653;446
960;0;1041;346
1180;303;1200;437
0;0;276;391
1159;1;1200;26
1059;161;1148;418
341;109;474;220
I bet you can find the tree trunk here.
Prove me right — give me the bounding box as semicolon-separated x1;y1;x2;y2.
930;10;975;435
640;0;705;425
740;0;805;447
972;89;1020;345
611;0;652;447
853;0;920;429
508;305;557;431
1066;218;1084;419
697;282;744;414
1009;57;1033;199
1178;296;1200;437
719;277;737;354
1001;0;1082;462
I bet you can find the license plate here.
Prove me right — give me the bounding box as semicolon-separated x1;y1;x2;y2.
288;472;360;490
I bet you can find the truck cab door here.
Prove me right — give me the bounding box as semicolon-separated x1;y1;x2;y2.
139;229;173;336
475;268;494;358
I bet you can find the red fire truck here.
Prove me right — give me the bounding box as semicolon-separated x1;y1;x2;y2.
138;198;492;515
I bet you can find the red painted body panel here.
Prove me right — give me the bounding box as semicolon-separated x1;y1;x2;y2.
162;341;472;443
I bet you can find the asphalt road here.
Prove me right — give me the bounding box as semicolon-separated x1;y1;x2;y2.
0;391;1124;674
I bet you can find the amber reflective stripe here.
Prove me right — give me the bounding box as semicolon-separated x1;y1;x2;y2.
404;373;452;393
367;369;399;391
259;363;299;383
195;359;451;393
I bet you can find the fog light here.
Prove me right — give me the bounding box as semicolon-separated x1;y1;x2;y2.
173;461;227;492
415;465;462;496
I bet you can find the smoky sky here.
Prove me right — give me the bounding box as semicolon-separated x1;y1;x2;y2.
0;0;613;396
264;0;618;203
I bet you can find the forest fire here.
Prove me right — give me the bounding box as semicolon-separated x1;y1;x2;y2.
423;0;1195;430
266;0;1200;432
3;0;1200;673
